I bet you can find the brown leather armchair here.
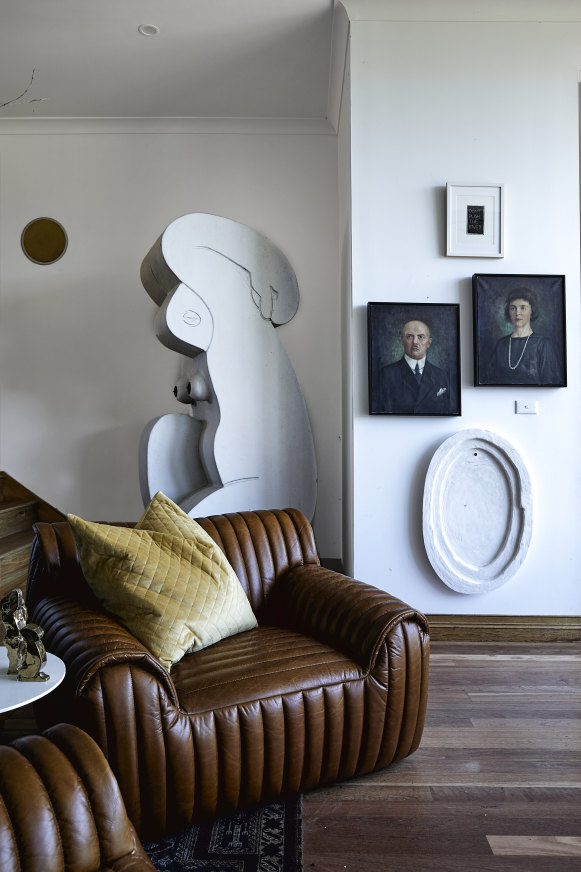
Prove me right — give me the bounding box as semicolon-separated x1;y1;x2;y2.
0;723;155;871
27;508;429;841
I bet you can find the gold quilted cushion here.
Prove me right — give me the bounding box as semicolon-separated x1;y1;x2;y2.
67;492;257;669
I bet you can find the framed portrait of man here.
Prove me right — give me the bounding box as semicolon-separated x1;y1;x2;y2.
367;302;461;416
472;274;567;387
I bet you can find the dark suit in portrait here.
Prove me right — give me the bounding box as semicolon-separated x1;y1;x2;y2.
379;356;453;415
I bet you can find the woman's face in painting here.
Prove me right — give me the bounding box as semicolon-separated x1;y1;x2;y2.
508;298;532;332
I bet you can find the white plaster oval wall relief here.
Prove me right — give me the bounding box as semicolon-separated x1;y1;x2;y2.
423;429;532;594
139;213;317;520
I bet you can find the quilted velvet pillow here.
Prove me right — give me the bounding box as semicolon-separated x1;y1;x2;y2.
67;492;257;669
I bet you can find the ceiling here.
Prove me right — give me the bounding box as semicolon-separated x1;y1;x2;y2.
0;0;335;120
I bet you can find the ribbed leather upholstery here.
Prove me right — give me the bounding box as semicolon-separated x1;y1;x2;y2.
0;723;154;871
27;508;430;841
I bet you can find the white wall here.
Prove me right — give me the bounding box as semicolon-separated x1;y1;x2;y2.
335;2;354;576
345;3;581;614
0;121;342;556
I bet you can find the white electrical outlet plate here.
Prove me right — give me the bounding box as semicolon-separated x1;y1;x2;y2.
515;400;538;414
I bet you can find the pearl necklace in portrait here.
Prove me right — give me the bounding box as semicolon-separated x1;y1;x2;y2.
508;333;532;370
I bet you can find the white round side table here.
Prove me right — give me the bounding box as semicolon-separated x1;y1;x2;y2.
0;650;66;715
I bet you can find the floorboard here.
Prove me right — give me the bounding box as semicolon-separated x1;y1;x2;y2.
3;642;580;870
303;641;581;872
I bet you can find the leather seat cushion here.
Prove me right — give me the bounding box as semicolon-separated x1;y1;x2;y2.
171;625;364;714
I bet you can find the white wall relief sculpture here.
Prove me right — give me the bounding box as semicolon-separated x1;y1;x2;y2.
423;429;532;594
139;213;317;519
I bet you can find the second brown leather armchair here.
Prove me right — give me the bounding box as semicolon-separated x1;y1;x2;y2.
0;723;154;872
27;508;430;841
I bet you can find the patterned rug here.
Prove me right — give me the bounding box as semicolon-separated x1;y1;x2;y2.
143;796;303;872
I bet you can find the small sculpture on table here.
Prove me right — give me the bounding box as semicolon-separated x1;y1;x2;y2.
1;588;49;682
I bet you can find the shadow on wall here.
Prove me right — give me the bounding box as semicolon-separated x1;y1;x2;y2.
0;274;157;519
408;436;460;598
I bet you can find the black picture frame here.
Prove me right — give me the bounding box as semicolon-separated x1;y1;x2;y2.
472;274;567;387
367;302;461;416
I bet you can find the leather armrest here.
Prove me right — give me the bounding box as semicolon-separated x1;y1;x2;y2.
0;723;155;871
30;594;179;705
27;521;178;703
270;565;429;671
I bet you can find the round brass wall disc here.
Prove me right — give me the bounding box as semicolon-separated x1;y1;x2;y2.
21;217;68;264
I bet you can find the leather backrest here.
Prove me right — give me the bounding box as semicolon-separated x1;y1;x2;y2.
196;508;319;610
28;507;319;616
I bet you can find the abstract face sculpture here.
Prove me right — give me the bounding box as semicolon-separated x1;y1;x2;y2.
139;213;317;520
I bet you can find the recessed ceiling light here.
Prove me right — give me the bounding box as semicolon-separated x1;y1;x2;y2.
138;24;160;37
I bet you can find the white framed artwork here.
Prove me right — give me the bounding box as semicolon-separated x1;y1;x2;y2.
446;183;504;258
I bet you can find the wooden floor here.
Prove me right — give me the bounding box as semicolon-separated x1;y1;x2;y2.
3;642;580;870
302;641;581;872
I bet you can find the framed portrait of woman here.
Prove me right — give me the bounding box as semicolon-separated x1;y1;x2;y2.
472;274;567;387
